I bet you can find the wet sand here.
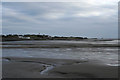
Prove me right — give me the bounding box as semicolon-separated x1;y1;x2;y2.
2;57;118;78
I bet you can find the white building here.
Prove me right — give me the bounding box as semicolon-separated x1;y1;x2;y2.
18;36;30;39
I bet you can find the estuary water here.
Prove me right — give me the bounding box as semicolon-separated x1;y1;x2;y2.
2;40;119;66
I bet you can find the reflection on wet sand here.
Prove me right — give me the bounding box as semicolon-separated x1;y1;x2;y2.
2;40;119;78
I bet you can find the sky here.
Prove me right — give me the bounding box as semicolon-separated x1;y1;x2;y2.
2;0;118;38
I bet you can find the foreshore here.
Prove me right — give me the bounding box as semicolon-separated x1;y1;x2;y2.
2;57;118;78
2;40;118;78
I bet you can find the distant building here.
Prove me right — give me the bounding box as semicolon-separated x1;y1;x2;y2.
18;36;30;39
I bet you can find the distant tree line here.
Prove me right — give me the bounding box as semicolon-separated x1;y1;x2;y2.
1;34;88;41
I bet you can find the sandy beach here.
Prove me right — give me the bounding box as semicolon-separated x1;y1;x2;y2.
2;40;119;78
2;57;118;78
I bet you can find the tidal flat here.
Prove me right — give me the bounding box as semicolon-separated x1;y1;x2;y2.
2;40;119;78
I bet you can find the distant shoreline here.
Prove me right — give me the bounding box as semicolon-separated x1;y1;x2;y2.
1;34;119;42
2;39;116;42
1;34;88;41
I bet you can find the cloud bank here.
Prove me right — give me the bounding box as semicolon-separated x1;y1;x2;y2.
2;1;118;38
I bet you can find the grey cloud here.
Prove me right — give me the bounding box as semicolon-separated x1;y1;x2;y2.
2;1;118;38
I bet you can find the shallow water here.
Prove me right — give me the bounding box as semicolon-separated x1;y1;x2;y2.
2;40;119;66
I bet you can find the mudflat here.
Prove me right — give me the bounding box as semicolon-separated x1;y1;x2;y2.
2;57;118;78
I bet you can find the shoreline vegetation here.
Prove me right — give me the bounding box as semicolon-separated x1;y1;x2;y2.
1;34;118;41
1;34;88;41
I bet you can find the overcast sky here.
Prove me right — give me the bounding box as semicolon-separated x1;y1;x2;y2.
2;0;118;38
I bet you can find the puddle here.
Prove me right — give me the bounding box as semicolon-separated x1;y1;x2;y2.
40;64;54;75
